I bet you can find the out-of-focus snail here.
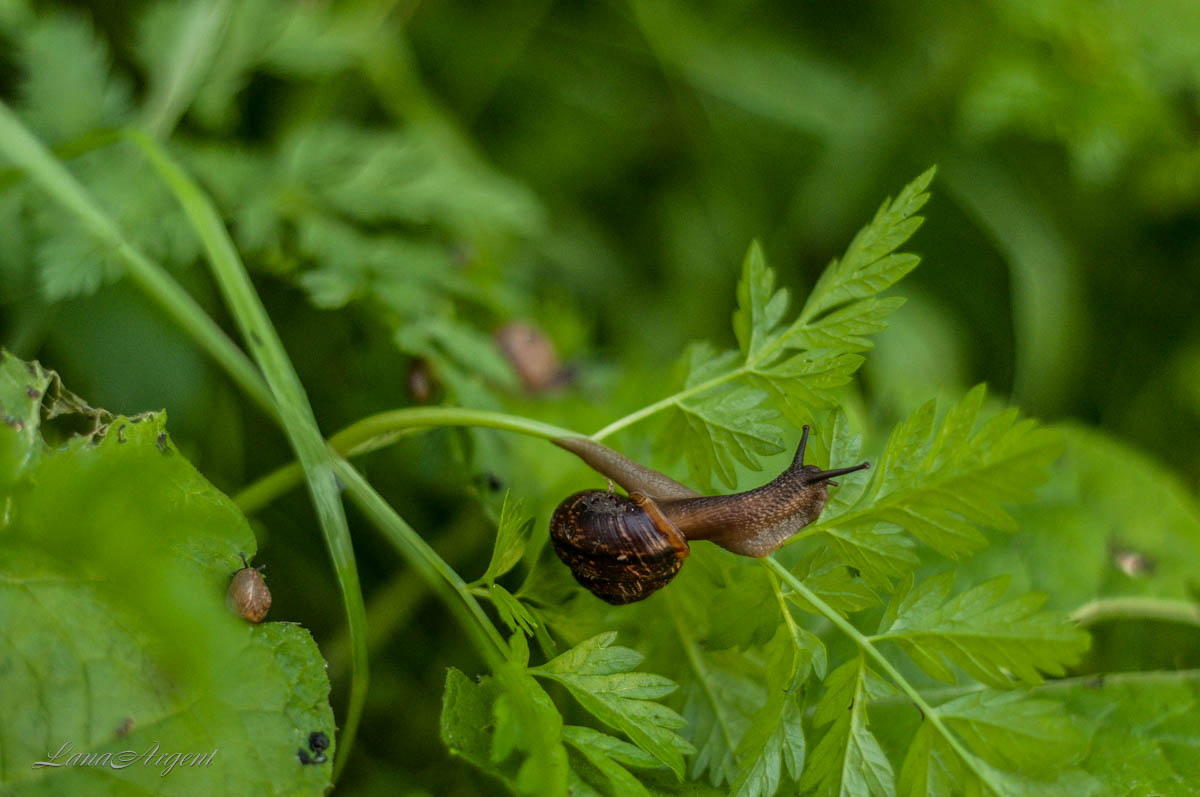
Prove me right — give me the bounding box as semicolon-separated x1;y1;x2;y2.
494;322;568;394
549;426;868;604
227;553;271;622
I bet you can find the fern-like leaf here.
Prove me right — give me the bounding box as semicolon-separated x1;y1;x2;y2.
807;384;1064;588
799;656;896;796
873;571;1090;687
649;170;933;489
531;632;695;777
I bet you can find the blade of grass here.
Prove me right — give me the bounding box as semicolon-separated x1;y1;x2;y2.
0;100;277;419
125;127;369;780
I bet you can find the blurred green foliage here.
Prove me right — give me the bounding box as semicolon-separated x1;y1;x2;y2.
2;0;1200;794
0;352;333;795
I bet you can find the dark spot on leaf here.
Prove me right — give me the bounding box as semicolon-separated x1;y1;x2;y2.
486;473;503;491
847;566;861;579
26;387;41;400
157;432;171;454
308;731;330;753
297;748;326;765
116;717;134;736
251;331;264;346
116;424;127;443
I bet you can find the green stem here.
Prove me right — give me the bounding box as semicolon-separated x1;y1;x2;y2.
236;408;579;511
590;305;810;442
128;127;370;781
331;407;577;445
764;556;1003;793
1071;596;1200;629
0;101;278;420
139;0;233;137
334;460;509;664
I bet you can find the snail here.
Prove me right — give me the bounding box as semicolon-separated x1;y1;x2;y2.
227;553;271;622
550;426;868;604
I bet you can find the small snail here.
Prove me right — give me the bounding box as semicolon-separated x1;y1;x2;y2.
227;553;271;622
550;426;868;604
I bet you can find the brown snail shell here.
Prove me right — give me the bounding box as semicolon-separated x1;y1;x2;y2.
551;490;690;604
227;553;271;622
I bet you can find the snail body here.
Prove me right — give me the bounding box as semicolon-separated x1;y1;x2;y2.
550;427;868;604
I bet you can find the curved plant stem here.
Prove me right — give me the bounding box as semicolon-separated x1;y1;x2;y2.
1071;596;1200;629
764;556;1004;793
129;127;370;781
236;408;579;512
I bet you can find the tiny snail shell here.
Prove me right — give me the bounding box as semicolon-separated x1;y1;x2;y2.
227;553;271;623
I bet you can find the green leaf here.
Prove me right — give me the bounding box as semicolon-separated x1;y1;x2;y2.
396;315;520;394
0;352;333;795
533;633;694;777
704;562;781;651
15;9;132;142
819;523;920;593
643;170;932;489
875;571;1090;687
727;694;804;797
447;651;575;797
745;349;864;426
789;546;881;617
937;691;1088;778
658;380;784;490
800;656;896;796
440;668;515;789
799;167;934;322
896;721;966;797
725;631;811;797
284;122;545;237
898;720;1101;797
563;725;659;797
812;385;1065;586
480;491;535;583
32;143;201;300
681;661;763;787
1060;670;1200;793
732;240;789;358
488;583;539;637
965;422;1200;611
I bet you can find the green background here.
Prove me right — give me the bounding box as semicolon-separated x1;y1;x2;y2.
3;0;1200;793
